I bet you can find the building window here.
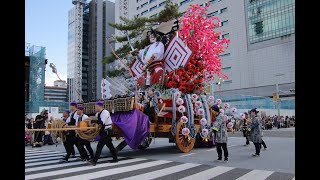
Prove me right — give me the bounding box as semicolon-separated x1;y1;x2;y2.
222;33;229;39
208;10;219;17
221;20;229;26
201;2;208;7
159;1;166;7
254;21;263;35
247;0;295;44
220;7;228;14
219;53;231;57
150;14;158;18
150;5;158;12
149;0;157;3
141;10;149;16
224;80;232;84
257;6;262;15
180;0;191;6
141;2;149;8
209;0;217;3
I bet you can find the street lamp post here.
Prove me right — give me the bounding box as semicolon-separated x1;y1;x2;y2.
49;63;83;103
275;73;284;117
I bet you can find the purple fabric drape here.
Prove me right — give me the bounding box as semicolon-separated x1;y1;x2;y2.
111;109;150;150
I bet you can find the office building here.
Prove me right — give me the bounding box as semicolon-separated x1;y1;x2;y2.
68;0;115;102
115;0;295;101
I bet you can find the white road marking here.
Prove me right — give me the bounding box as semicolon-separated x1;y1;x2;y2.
179;153;196;157
236;169;274;180
120;163;201;180
25;158;146;180
179;166;234;180
54;160;172;180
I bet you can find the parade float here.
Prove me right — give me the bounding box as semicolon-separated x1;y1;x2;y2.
26;1;235;153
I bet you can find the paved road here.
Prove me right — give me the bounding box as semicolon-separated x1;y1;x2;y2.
25;128;295;179
25;147;294;180
228;127;295;138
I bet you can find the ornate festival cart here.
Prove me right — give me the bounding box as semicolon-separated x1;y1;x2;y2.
79;92;216;153
26;2;232;153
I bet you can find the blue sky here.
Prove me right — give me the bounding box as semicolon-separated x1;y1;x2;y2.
25;0;115;86
26;0;74;86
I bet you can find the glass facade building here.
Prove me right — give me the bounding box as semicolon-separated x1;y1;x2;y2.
68;4;90;102
247;0;295;44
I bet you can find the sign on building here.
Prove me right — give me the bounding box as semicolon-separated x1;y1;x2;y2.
50;107;59;114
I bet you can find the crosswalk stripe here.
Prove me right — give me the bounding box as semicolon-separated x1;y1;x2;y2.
179;153;196;157
25;153;66;159
54;160;172;180
120;163;201;180
25;160;89;173
179;166;235;180
25;155;123;168
25;157;128;173
25;158;147;180
211;167;252;180
25;149;55;153
236;169;274;180
26;159;70;167
25;156;66;163
24;150;295;180
25;151;64;156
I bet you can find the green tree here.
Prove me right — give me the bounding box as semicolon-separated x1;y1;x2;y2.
104;0;181;66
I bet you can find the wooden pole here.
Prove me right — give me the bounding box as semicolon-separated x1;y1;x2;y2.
25;127;96;132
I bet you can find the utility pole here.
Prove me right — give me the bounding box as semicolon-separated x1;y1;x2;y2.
275;73;284;117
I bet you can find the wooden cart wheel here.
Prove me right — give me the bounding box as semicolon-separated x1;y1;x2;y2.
175;122;195;153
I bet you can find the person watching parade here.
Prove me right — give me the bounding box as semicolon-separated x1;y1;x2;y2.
211;105;229;162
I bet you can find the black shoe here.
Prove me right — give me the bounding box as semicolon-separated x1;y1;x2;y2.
108;159;118;163
252;154;260;157
88;159;96;166
71;155;76;158
224;158;228;162
215;158;222;162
